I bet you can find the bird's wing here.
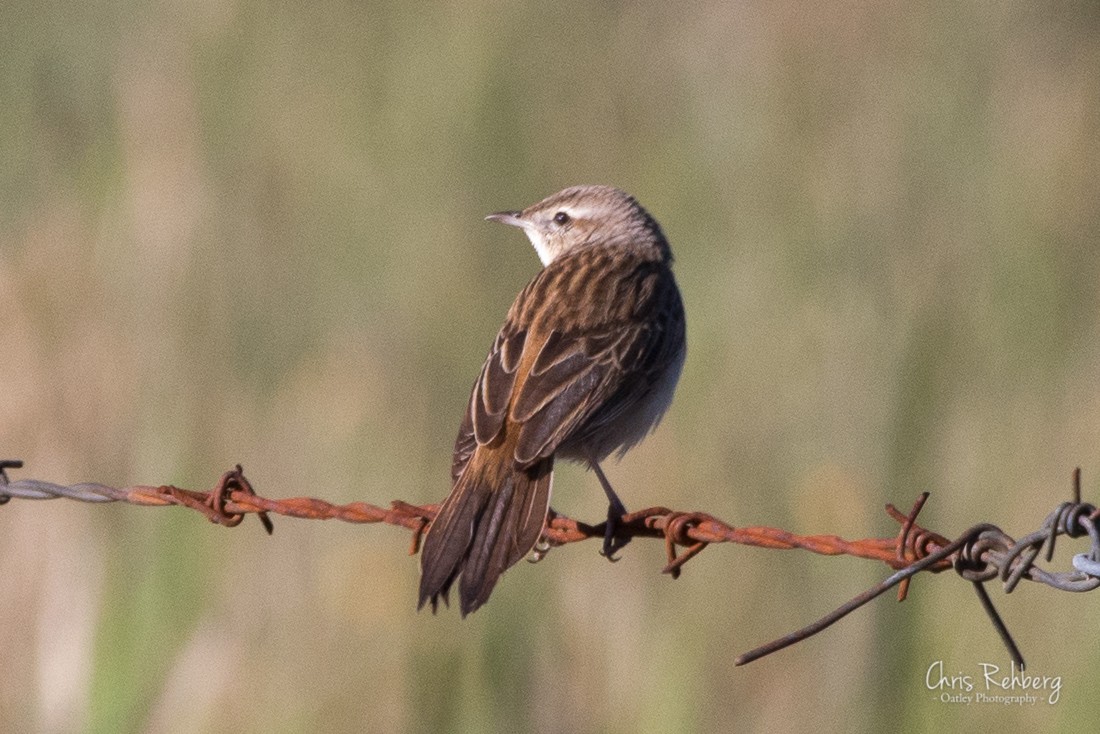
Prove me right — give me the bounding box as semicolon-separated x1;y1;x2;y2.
453;253;677;473
513;318;676;465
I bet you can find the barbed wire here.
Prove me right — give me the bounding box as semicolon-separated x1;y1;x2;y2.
2;459;1097;667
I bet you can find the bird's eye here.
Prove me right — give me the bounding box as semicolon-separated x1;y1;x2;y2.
553;211;571;225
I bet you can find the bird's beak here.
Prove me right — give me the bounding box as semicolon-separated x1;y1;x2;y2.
485;211;527;229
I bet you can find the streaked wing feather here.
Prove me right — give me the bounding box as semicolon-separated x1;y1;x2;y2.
470;329;526;445
511;332;595;421
451;408;476;483
512;324;647;466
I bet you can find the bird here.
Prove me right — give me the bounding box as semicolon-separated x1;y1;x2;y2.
418;184;686;616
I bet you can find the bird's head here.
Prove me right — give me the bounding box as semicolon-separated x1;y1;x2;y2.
486;184;671;265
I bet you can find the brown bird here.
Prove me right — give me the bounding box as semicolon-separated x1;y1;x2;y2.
418;185;686;615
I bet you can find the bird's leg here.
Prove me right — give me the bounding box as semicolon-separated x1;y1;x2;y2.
590;461;630;560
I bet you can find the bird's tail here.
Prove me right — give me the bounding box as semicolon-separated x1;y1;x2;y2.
418;455;553;616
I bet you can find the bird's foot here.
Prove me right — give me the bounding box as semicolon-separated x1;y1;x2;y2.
600;495;631;561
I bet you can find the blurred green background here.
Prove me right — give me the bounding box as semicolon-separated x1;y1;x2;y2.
2;0;1098;731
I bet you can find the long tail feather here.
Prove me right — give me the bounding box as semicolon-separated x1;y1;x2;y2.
418;457;553;616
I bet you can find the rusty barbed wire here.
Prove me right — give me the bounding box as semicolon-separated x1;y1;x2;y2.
2;459;1097;666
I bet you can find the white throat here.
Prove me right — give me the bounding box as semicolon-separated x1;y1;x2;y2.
523;229;555;266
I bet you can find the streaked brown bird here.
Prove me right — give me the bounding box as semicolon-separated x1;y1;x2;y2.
418;185;686;616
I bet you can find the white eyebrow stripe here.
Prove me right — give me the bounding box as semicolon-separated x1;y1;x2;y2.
560;206;594;220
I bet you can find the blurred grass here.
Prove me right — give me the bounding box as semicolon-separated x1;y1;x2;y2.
2;0;1099;732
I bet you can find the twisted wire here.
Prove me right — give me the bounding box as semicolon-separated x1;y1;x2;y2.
3;459;1097;666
